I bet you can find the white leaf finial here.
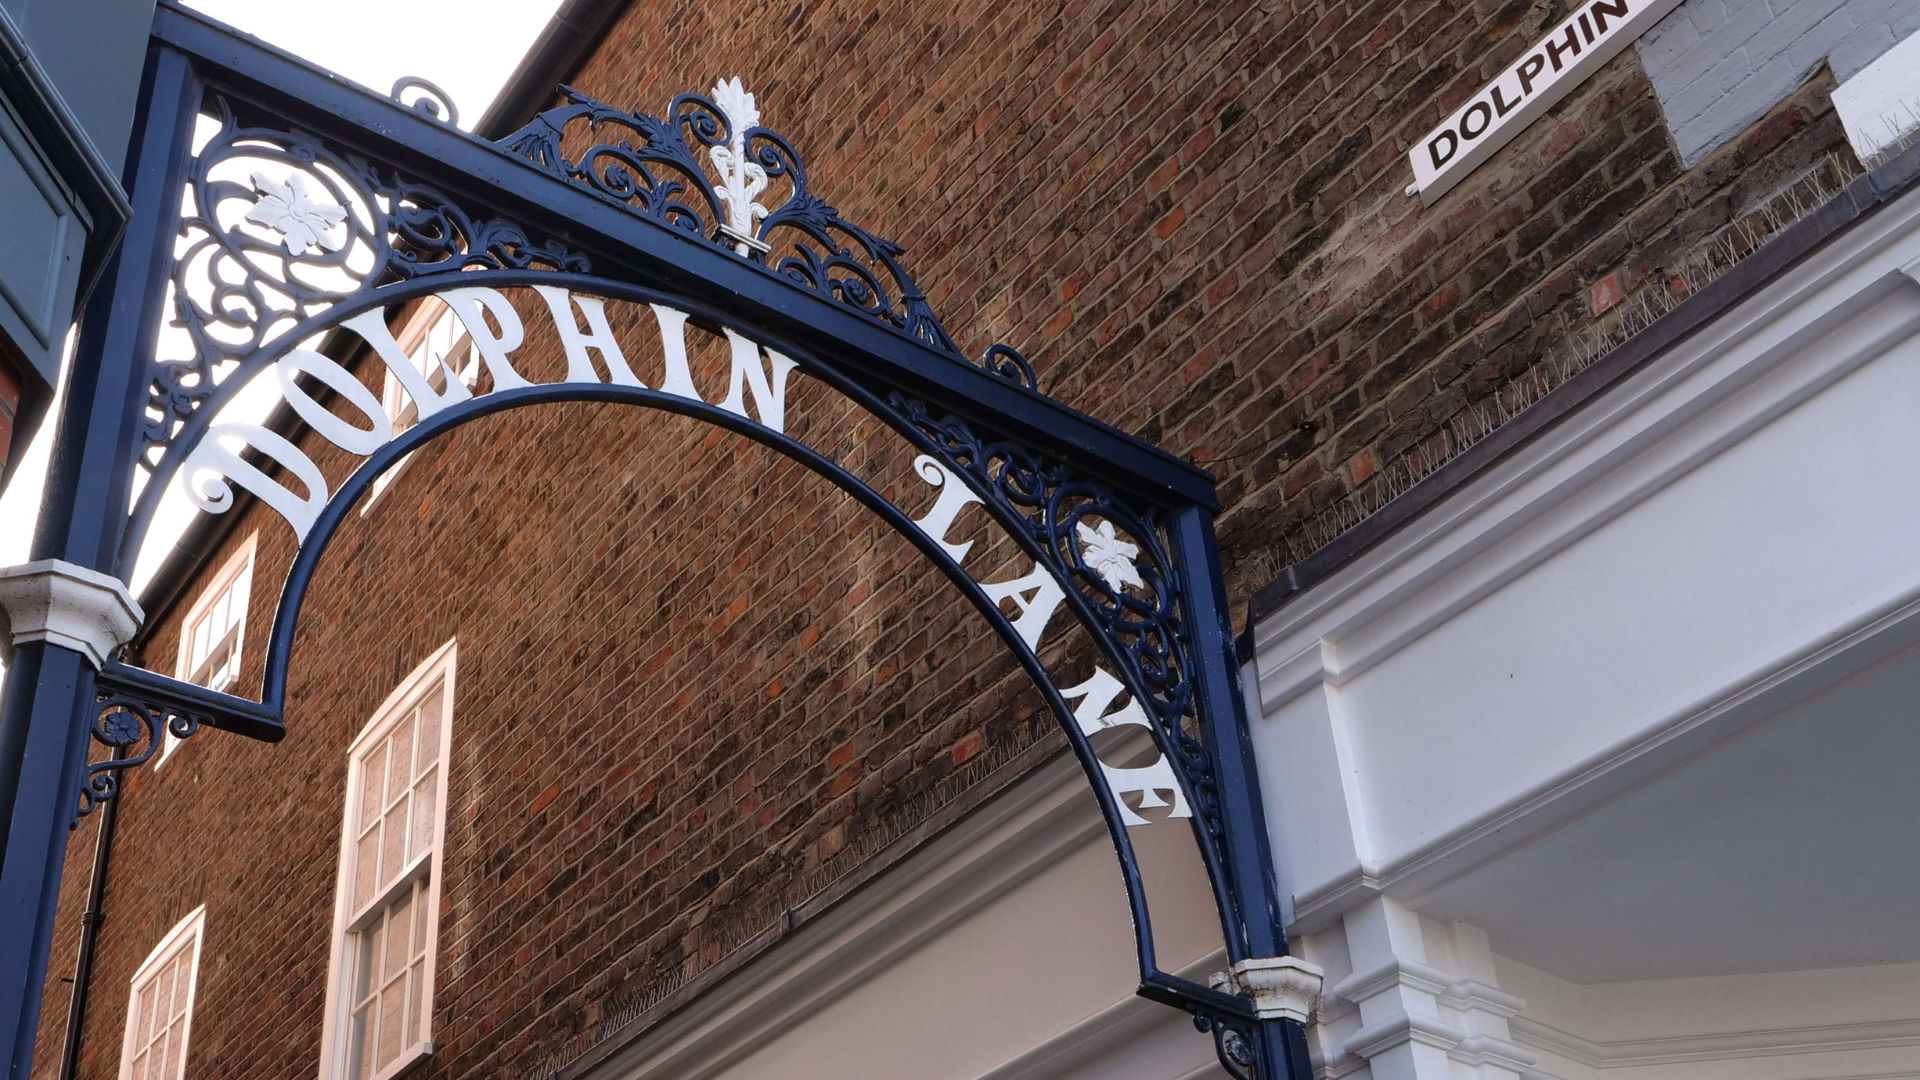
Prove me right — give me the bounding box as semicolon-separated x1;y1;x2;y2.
708;77;771;257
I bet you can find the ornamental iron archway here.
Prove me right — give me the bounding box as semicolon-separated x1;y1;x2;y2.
3;7;1315;1079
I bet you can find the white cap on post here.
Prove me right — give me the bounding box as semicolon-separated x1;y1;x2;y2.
0;560;143;670
1213;955;1326;1025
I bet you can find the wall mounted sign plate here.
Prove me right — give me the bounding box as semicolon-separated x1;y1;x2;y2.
1407;0;1687;206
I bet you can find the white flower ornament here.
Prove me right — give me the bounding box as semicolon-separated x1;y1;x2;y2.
245;171;346;256
1077;520;1144;592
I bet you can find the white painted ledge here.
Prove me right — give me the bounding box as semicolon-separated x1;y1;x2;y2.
0;559;143;669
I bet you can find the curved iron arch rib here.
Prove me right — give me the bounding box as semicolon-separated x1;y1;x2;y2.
99;268;1250;1025
97;267;1251;1014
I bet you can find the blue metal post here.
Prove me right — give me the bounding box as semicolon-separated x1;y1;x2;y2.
0;45;196;1080
1173;505;1314;1080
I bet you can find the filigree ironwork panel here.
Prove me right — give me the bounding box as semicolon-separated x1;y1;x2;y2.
884;390;1233;870
140;95;592;472
76;686;208;823
499;81;1038;388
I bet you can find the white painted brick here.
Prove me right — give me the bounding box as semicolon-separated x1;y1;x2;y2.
1677;72;1783;159
1685;0;1733;34
1832;26;1897;79
1745;2;1846;68
1708;46;1753;91
1786;9;1861;74
1638;0;1918;165
1668;70;1734;125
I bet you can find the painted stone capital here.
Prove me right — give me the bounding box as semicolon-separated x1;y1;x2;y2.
0;560;143;669
1212;954;1325;1024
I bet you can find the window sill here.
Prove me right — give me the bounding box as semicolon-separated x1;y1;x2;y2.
361;1039;432;1080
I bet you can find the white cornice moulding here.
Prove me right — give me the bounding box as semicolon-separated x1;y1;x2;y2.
1250;184;1920;933
1249;185;1920;686
1509;1014;1920;1070
0;560;143;669
1212;955;1325;1024
574;734;1221;1080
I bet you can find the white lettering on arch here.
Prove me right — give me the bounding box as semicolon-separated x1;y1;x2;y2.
182;424;329;543
1062;667;1192;826
908;454;983;563
438;286;532;390
904;457;1188;828
180;286;820;546
276;348;391;455
535;285;644;387
718;328;799;434
649;304;702;401
978;563;1068;652
338;309;471;421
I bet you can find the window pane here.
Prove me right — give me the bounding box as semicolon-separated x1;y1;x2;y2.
410;775;435;863
387;717;413;804
230;567;250;622
411;880;429;961
354;830;379;911
387;893;413;982
144;978;162;1045
354;921;380;1004
381;798;408;885
406;959;423;1047
347;1002;371;1080
415;687;442;771
134;982;152;1044
168;955;187;1018
377;978;405;1068
360;746;386;831
159;1028;177;1079
190;618;210;671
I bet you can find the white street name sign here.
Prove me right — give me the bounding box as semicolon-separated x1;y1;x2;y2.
1408;0;1686;205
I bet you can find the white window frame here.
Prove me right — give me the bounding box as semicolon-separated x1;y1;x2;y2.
118;905;206;1080
317;639;456;1080
162;534;257;768
363;302;478;514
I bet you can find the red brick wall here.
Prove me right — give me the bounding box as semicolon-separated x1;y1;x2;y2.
0;355;22;476
31;0;1863;1077
565;0;1855;600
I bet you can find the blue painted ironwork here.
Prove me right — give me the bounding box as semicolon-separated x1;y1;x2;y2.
0;5;1311;1079
498;85;979;371
0;44;203;1079
76;682;206;823
389;76;459;127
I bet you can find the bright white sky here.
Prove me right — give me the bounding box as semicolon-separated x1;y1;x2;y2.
0;0;561;599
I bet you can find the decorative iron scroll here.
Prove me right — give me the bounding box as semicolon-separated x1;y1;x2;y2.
390;76;459;127
499;81;1037;388
76;680;209;823
139;95;591;472
885;391;1233;872
1194;1009;1259;1080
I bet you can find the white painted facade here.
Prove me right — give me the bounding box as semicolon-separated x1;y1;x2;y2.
579;743;1235;1080
1245;179;1920;1080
